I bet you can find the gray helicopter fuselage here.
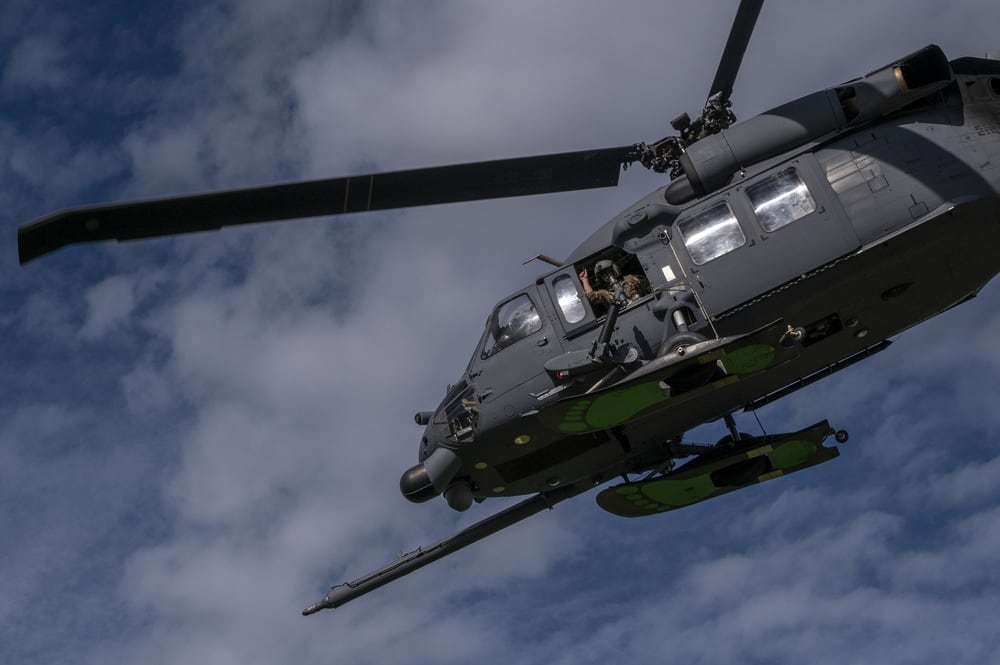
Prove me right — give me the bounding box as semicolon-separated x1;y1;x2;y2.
415;56;1000;504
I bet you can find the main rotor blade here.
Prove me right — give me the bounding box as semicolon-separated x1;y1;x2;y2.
706;0;765;102
18;146;634;264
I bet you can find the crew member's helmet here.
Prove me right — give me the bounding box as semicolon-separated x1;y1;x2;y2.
594;259;620;281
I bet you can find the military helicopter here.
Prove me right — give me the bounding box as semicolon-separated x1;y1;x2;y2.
17;0;1000;615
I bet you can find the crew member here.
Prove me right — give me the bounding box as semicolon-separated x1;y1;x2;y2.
578;259;650;316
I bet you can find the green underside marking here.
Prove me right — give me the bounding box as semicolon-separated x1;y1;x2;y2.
558;421;589;433
599;420;836;516
768;439;816;469
551;336;782;433
638;473;718;508
556;399;594;433
721;343;776;375
584;381;667;429
610;438;820;513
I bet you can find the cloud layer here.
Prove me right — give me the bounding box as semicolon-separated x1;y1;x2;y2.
3;2;1000;664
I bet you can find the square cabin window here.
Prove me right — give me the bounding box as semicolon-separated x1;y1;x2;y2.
747;168;816;232
677;201;745;265
552;274;586;324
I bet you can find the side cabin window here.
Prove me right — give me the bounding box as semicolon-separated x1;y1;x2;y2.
677;201;745;265
552;274;586;324
482;294;542;357
747;168;816;232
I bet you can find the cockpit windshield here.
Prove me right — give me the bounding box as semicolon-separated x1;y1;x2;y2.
481;294;542;357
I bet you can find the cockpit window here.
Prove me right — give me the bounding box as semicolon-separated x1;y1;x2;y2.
482;294;542;357
747;168;816;232
677;201;746;265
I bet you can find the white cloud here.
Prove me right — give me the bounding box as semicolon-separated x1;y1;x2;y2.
920;455;1000;509
5;2;1000;665
1;34;71;92
79;275;139;340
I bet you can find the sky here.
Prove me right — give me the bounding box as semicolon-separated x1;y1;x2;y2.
3;1;1000;663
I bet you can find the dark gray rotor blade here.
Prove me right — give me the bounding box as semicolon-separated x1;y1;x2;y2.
707;0;765;102
18;146;634;264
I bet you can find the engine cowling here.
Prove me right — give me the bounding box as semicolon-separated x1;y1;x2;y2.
667;44;952;204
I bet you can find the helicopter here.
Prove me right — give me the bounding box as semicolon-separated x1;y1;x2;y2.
15;0;1000;616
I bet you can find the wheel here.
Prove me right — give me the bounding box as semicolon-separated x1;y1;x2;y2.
658;331;707;357
779;326;807;348
835;430;849;443
658;331;716;393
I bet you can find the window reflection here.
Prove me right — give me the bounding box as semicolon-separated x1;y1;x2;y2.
483;294;542;357
553;274;586;324
747;168;816;232
677;201;746;265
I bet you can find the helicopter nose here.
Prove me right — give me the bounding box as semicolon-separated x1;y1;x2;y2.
399;447;461;503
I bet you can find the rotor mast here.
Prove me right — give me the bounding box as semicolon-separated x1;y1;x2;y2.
637;0;765;175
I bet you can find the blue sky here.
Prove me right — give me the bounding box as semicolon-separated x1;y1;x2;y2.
3;1;1000;663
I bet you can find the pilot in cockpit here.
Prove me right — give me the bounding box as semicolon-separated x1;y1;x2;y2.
485;294;543;356
495;308;541;350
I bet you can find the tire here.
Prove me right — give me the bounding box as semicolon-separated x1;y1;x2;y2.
658;331;707;357
659;331;716;393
